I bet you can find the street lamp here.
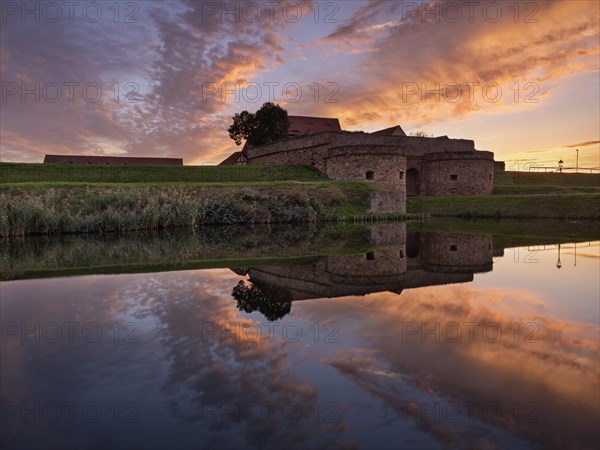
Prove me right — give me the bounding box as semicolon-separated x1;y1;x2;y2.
558;159;564;173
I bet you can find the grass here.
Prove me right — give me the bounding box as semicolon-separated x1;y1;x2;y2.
0;163;382;236
408;193;600;219
0;182;377;236
493;171;600;194
409;171;600;219
0;162;328;184
1;164;598;235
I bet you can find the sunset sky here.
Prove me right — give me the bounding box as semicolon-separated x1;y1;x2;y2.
1;0;599;168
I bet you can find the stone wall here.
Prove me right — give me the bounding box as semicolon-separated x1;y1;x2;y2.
369;192;406;213
245;132;475;161
245;131;495;204
423;151;494;195
327;146;407;191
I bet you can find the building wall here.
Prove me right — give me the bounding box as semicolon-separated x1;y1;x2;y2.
245;131;495;204
246;132;475;161
423;152;494;195
369;192;406;213
326;146;406;191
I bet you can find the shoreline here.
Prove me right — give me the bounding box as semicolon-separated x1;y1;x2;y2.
1;165;599;236
1;183;599;237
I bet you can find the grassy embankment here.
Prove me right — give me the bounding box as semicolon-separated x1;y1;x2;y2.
1;164;599;236
408;171;600;220
0;163;381;236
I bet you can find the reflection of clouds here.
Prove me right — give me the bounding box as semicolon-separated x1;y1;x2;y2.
563;252;599;260
294;285;600;449
1;269;349;449
126;270;350;448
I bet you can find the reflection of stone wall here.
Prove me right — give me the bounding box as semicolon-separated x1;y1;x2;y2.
370;224;407;246
328;223;408;279
245;226;494;301
327;247;407;282
421;232;493;273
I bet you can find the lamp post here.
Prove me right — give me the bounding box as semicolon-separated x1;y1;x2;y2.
556;243;562;269
558;159;564;186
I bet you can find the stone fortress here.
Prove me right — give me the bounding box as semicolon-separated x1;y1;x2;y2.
221;116;496;213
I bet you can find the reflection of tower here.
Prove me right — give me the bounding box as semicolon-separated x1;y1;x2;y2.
574;242;577;267
556;243;562;269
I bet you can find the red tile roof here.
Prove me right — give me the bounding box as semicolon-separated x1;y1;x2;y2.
372;125;407;136
219;151;248;165
288;116;341;136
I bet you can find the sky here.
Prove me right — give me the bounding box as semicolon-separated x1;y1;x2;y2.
1;0;599;168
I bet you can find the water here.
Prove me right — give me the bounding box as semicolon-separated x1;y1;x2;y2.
1;221;599;449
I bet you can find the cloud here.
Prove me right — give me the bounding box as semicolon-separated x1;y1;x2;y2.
563;140;600;148
310;0;600;131
1;0;598;163
0;1;312;163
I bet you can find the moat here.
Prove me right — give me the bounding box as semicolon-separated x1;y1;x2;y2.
1;220;598;450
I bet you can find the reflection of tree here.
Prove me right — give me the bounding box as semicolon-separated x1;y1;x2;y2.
232;280;292;321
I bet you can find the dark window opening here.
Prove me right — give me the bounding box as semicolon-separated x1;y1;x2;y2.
399;250;404;258
450;174;458;181
366;251;376;260
489;174;493;181
406;169;420;196
399;171;404;180
449;244;458;251
366;171;375;180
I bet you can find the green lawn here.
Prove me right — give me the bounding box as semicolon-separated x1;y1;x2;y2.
0;162;328;184
2;164;599;233
408;193;600;219
0;181;377;236
408;171;600;219
493;171;600;194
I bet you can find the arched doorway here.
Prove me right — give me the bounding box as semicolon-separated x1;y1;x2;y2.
406;168;420;196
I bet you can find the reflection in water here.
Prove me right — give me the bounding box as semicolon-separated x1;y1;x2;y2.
232;280;292;321
1;223;598;449
236;225;494;319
